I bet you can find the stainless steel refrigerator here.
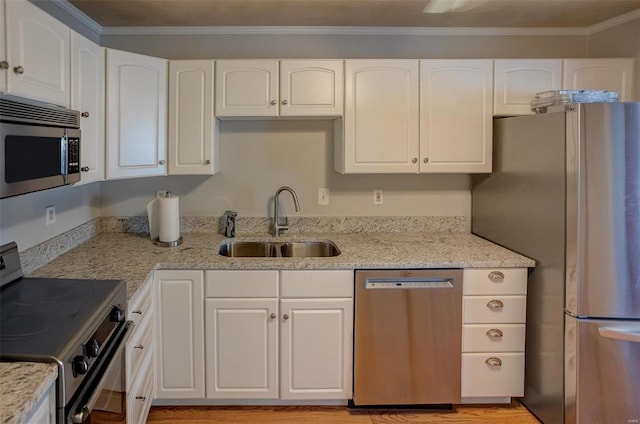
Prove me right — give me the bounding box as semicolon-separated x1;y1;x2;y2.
472;102;640;424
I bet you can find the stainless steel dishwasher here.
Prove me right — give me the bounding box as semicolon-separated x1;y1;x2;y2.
353;269;463;406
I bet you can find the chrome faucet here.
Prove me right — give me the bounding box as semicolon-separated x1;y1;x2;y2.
223;210;237;237
273;186;300;236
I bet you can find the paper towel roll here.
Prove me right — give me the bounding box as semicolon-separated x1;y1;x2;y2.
158;193;180;242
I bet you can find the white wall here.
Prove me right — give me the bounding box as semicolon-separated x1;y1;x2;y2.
101;120;470;218
588;16;640;100
0;183;101;250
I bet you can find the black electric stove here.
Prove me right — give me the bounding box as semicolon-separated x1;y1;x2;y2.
0;242;128;423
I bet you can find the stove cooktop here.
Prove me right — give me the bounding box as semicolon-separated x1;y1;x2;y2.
0;277;125;359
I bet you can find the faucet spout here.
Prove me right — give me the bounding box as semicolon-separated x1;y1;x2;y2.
273;186;301;236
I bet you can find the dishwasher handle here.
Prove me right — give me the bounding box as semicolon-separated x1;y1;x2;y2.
364;277;455;289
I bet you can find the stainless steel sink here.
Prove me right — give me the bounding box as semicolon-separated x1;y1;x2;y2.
218;240;340;258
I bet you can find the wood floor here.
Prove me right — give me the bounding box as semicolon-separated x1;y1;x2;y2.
147;402;541;423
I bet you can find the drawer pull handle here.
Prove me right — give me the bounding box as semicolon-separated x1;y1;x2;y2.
132;310;142;315
135;396;146;401
485;357;502;367
488;271;505;282
134;345;144;350
486;328;504;338
487;299;504;309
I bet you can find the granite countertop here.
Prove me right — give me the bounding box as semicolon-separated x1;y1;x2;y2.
3;230;534;424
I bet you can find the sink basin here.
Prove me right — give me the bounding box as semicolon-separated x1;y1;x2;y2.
218;240;340;258
279;241;340;258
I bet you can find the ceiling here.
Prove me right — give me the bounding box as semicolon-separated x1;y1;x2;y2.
65;0;640;29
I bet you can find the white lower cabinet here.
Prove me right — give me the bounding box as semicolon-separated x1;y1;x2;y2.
24;384;55;424
154;270;205;399
204;269;353;401
461;268;527;403
126;276;154;424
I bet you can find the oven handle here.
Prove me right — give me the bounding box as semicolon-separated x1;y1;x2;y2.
70;320;134;424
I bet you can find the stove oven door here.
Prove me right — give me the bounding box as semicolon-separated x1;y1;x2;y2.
67;321;133;424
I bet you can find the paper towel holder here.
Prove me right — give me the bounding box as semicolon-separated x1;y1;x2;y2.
154;236;183;247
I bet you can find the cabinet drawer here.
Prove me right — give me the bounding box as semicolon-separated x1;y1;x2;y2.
463;268;527;295
280;270;353;298
128;282;152;327
462;353;524;397
463;295;526;323
205;270;278;297
462;324;525;352
127;353;154;424
127;312;153;386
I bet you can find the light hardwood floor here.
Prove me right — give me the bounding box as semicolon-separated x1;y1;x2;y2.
147;403;541;423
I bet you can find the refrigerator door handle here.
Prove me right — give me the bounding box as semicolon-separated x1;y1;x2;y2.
597;326;640;343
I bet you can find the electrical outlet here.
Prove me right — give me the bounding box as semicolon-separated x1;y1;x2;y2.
156;190;168;198
373;190;383;205
318;188;329;206
45;206;56;226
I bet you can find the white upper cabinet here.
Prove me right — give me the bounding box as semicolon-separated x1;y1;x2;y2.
338;59;420;173
168;60;218;175
4;0;70;106
420;60;493;173
494;59;562;116
106;49;168;180
563;58;634;101
215;59;343;117
0;0;6;93
279;60;343;116
71;31;104;185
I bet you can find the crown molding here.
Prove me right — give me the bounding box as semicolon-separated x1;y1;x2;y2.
100;25;588;37
586;9;640;35
50;0;103;34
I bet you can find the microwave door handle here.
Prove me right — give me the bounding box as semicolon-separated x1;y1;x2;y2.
61;135;68;184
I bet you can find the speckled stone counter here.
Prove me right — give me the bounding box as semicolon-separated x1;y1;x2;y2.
5;230;534;423
0;362;57;424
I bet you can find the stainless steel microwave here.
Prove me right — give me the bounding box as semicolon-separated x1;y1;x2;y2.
1;95;81;199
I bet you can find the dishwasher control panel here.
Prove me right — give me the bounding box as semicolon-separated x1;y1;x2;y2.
364;278;454;289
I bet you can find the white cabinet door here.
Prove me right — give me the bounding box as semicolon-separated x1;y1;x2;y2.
215;60;278;117
279;60;343;117
5;0;70;106
205;298;279;399
154;270;205;399
340;59;419;173
494;59;562;116
0;0;6;93
168;60;218;175
280;298;353;400
71;31;104;185
106;49;167;179
25;385;55;424
420;59;493;173
563;58;634;101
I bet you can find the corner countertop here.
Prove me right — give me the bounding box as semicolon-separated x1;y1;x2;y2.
3;230;533;424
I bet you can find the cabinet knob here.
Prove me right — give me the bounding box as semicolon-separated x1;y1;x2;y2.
485;357;502;367
487;299;504;310
134;345;144;350
411;157;418;164
81;166;90;172
423;157;429;163
0;61;8;70
204;159;211;165
270;100;277;105
81;111;90;118
486;328;504;338
488;271;505;282
158;160;166;165
132;310;142;315
270;313;276;319
283;314;289;320
135;396;146;401
281;100;288;105
13;65;24;75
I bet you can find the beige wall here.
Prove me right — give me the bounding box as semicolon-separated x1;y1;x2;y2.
588;17;640;100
